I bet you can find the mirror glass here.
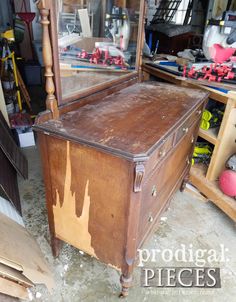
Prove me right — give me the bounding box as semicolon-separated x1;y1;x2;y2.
55;0;141;100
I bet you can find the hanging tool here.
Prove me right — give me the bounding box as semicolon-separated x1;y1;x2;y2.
17;0;36;59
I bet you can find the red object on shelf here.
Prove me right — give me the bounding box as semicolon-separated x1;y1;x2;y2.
225;71;235;80
210;44;236;64
219;170;236;197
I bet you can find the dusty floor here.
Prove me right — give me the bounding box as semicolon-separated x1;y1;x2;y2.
18;146;236;302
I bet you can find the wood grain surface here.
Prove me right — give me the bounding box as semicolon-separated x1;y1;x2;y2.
35;82;208;158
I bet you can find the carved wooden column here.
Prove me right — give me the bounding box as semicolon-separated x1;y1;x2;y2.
120;162;145;297
37;0;59;119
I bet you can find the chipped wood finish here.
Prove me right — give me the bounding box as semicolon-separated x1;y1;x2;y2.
41;135;133;269
53;141;96;257
35;83;208;158
35;77;138;124
35;82;208;296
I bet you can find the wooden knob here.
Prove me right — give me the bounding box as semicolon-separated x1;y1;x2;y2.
148;214;154;223
159;150;166;157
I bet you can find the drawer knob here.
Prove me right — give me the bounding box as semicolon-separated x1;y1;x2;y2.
197;110;202;115
191;136;194;143
152;185;157;197
183;127;189;134
186;158;190;165
148;214;154;223
159;150;166;157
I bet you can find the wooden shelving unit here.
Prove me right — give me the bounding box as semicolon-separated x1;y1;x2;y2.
142;63;236;222
198;128;218;145
191;164;236;222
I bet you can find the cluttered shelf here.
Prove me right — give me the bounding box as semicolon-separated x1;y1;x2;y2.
142;59;236;222
142;61;235;105
190;163;236;222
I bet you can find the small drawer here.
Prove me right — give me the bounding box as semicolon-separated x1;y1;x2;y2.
156;134;174;161
145;133;175;178
175;104;203;144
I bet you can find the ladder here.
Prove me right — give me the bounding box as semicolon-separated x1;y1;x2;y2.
0;39;31;112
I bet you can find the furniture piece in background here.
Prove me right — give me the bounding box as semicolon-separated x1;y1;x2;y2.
146;24;193;54
142;62;236;222
34;0;208;296
0;111;28;214
0;112;53;300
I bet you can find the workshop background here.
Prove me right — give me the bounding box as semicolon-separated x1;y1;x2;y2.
0;0;236;301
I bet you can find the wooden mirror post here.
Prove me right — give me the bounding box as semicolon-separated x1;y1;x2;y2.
37;0;59;119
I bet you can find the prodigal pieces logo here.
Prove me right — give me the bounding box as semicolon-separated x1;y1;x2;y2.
138;244;229;288
141;267;221;288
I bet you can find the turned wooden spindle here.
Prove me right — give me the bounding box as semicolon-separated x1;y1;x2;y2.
38;3;59;119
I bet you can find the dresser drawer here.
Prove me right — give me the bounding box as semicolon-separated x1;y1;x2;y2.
145;132;175;177
138;120;199;243
155;133;175;161
145;104;203;176
175;103;203;144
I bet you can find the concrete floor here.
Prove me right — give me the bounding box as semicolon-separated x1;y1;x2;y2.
18;147;236;302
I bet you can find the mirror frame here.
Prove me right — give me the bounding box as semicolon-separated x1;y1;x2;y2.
36;0;146;119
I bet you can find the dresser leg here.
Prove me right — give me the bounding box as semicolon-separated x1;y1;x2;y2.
180;176;189;192
51;237;62;258
119;274;133;298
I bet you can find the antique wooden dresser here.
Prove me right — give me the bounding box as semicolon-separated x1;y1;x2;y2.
34;0;209;296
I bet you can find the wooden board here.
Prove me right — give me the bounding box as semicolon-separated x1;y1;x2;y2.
0;149;21;214
0;277;28;300
184;183;208;203
0;113;22;213
190;164;236;222
206;106;236;181
142;63;230;104
0;114;28;179
198;128;218;145
0;293;19;302
78;9;92;37
0;212;54;291
179;77;236;92
0;263;33;288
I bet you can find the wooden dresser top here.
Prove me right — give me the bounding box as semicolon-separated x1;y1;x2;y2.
35;82;208;160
